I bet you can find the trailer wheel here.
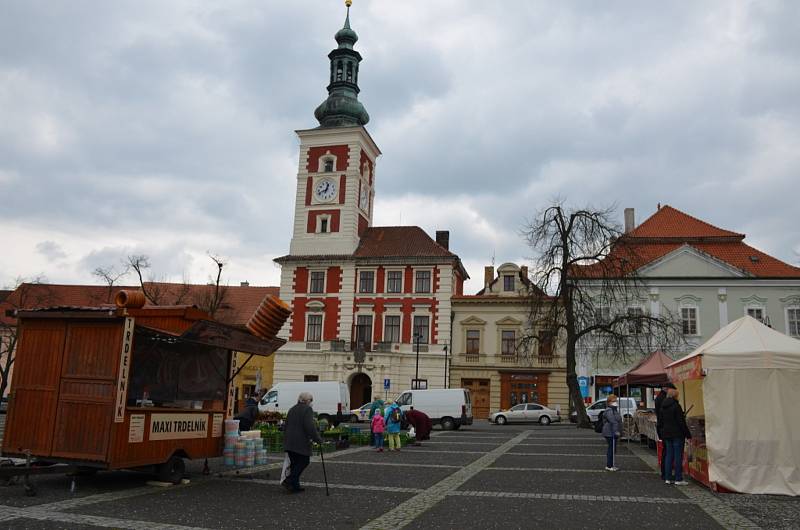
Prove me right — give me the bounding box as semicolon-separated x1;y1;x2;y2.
157;456;185;485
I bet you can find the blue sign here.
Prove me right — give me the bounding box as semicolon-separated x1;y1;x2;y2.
384;378;390;390
578;376;590;398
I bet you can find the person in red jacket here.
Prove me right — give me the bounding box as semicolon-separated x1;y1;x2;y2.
405;407;433;446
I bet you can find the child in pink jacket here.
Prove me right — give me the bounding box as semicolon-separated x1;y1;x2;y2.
371;412;385;452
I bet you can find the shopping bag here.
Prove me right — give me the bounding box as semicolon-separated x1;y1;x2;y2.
408;426;416;439
280;454;291;484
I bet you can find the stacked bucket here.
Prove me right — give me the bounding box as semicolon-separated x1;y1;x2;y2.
223;419;239;466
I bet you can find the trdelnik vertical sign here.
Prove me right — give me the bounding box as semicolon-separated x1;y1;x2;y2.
114;317;135;422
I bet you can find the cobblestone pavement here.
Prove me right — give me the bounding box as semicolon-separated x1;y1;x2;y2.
1;421;798;528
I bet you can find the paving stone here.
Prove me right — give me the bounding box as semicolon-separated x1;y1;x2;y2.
494;453;654;472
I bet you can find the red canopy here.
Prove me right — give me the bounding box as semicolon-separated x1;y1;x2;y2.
614;350;673;387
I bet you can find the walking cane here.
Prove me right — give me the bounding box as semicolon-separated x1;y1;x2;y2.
319;444;330;496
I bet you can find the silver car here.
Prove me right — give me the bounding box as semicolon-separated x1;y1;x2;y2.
490;403;561;425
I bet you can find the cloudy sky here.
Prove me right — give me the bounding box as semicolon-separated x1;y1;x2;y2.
2;1;798;294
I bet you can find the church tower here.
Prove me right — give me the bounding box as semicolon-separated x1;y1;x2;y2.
288;2;381;256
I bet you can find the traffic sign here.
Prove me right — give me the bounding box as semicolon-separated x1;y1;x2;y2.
383;378;390;390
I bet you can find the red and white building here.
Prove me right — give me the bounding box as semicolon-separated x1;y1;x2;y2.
272;9;468;407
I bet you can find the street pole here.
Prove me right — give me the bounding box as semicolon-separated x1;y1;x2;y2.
414;332;420;387
443;343;448;389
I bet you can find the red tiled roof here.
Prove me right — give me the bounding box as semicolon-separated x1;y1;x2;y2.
573;205;800;279
627;205;744;240
1;283;279;327
354;226;455;258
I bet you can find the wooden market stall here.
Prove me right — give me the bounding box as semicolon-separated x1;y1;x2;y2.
667;316;800;495
2;290;287;484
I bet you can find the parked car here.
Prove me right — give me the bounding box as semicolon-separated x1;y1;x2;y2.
394;389;473;430
569;397;637;423
259;381;349;424
490;403;561;425
349;402;374;423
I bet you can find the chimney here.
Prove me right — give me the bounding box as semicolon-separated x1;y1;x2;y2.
435;230;450;250
240;281;249;287
624;208;635;233
484;266;494;288
520;265;528;281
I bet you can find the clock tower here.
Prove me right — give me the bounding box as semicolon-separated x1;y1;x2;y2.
288;4;381;256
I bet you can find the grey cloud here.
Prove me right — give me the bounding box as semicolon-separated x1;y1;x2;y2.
35;241;67;262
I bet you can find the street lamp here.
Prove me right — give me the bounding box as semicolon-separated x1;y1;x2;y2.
442;342;449;389
413;332;421;387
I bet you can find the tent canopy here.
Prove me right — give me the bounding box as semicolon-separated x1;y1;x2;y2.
614;350;674;387
668;315;800;370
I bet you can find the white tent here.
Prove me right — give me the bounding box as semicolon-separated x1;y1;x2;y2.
668;316;800;495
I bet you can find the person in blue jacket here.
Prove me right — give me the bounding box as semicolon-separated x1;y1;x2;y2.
383;400;404;451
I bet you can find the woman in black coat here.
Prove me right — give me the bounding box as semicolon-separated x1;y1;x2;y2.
659;388;692;485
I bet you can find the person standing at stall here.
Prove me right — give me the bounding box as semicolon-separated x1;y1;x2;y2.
383;400;403;451
661;387;692;485
655;382;676;480
368;398;385;448
405;407;432;446
282;392;323;493
601;394;623;471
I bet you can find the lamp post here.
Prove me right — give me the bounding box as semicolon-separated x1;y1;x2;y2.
443;342;448;389
414;332;421;387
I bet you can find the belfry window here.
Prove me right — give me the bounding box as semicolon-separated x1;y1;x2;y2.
336;61;343;81
323;159;334;172
346;62;353;82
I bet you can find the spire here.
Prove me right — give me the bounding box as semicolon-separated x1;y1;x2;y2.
314;0;370;128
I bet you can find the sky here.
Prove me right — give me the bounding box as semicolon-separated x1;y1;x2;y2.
1;1;799;294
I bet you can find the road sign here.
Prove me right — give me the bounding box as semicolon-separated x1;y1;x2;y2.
383;378;390;390
578;376;590;398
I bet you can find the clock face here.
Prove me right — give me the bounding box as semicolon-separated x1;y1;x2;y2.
314;178;337;202
359;186;369;210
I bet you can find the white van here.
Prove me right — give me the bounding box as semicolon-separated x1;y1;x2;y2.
394;389;473;430
259;382;349;423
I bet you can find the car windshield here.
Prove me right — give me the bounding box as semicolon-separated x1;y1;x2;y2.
360;403;372;410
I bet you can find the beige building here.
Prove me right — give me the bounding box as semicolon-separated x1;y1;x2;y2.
450;263;569;420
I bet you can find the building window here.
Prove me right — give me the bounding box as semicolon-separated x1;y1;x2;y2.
306;315;322;342
503;275;515;291
627;307;644;334
594;306;611;329
746;307;764;323
320;218;329;233
787;308;800;336
415;270;431;293
681;307;698;335
413;315;429;344
304;375;319;382
323;159;334;172
501;330;516;356
386;271;402;293
359;270;375;293
466;330;480;354
356;315;373;348
309;271;325;294
384;315;401;343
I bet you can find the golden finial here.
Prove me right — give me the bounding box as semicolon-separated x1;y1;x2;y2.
345;0;352;6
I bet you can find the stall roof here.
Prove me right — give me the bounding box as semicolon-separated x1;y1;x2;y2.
614;350;674;387
668;315;800;370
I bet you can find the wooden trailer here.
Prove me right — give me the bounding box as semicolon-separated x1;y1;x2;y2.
1;298;284;484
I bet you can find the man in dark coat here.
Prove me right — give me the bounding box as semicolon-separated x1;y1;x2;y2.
234;401;258;432
405;408;433;446
283;392;323;493
660;388;692;485
655;382;676;480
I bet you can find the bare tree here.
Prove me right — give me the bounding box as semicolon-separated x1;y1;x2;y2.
193;253;228;317
126;254;168;305
0;277;55;399
92;264;130;303
521;202;683;428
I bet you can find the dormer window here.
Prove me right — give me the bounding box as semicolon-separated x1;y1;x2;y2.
503;275;515;292
323;159;334;172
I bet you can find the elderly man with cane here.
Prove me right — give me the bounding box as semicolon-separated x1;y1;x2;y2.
282;392;323;494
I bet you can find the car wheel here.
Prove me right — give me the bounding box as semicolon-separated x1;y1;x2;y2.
350;414;359;423
495;415;507;425
440;417;456;430
539;416;551;426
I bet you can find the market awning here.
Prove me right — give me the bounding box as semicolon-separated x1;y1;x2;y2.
614;350;674;387
179;319;285;357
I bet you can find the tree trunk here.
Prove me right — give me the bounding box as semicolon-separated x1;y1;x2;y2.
566;337;591;428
